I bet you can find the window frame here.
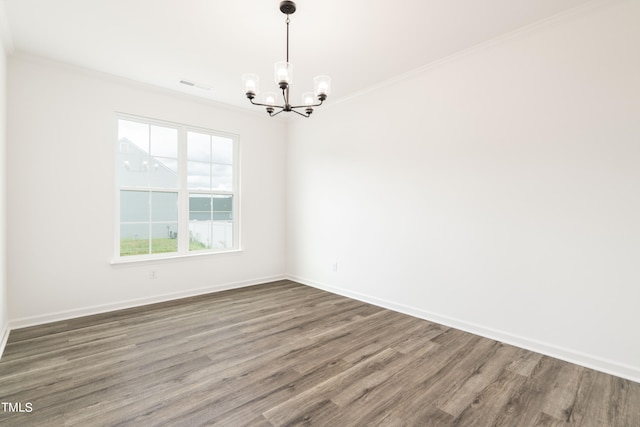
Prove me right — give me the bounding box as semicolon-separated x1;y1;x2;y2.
113;113;240;263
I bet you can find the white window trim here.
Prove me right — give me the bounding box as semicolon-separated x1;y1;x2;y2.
112;113;241;264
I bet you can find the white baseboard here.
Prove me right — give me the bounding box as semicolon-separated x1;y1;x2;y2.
8;274;287;330
0;322;9;360
288;274;640;384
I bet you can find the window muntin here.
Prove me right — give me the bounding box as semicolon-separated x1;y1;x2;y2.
116;116;238;260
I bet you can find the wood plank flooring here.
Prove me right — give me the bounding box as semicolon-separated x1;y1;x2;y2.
1;280;639;426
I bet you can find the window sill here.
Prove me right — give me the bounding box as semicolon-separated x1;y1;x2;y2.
110;249;244;266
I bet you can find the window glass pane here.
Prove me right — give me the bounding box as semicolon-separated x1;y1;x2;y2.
212;136;233;164
213;195;233;220
150;157;178;188
151;192;178;221
188;132;211;162
189;221;211;251
188;161;211;189
212;164;233;191
118;120;149;154
152;158;178;175
118;120;150;187
120;190;149;222
118;143;150;187
211;221;233;249
152;223;178;254
118;122;178;189
189;221;232;251
149;126;178;189
189;194;211;221
188;194;233;251
150;125;177;158
120;223;150;256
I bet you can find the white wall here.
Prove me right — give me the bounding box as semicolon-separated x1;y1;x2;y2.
7;55;287;326
287;0;640;382
0;11;8;353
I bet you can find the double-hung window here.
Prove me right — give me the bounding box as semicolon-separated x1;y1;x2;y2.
116;115;239;260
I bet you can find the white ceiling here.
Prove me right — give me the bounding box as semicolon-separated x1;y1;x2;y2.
2;0;595;110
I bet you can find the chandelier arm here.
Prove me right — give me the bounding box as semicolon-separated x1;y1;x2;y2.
289;99;324;109
270;108;286;117
291;108;311;118
248;98;285;109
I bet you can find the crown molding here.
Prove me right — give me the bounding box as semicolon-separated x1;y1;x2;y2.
9;52;279;122
332;0;618;107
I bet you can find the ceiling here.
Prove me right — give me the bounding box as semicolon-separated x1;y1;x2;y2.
2;0;595;111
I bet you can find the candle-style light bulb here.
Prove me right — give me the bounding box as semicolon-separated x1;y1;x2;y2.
314;75;331;101
274;61;293;89
302;92;314;106
264;92;277;106
242;73;259;99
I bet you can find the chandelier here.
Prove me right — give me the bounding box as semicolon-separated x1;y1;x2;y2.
242;1;331;117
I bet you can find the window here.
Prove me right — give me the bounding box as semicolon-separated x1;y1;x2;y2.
116;115;239;260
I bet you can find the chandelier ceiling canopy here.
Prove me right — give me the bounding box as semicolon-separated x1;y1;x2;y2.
242;1;331;118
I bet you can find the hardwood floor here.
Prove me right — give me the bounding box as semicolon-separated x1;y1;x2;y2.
1;280;639;426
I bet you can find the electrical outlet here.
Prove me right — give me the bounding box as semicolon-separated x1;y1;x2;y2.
149;270;157;279
331;262;338;272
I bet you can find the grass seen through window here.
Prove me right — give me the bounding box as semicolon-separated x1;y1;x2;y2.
120;238;207;256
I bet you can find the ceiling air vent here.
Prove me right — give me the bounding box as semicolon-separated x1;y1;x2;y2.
179;80;211;91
